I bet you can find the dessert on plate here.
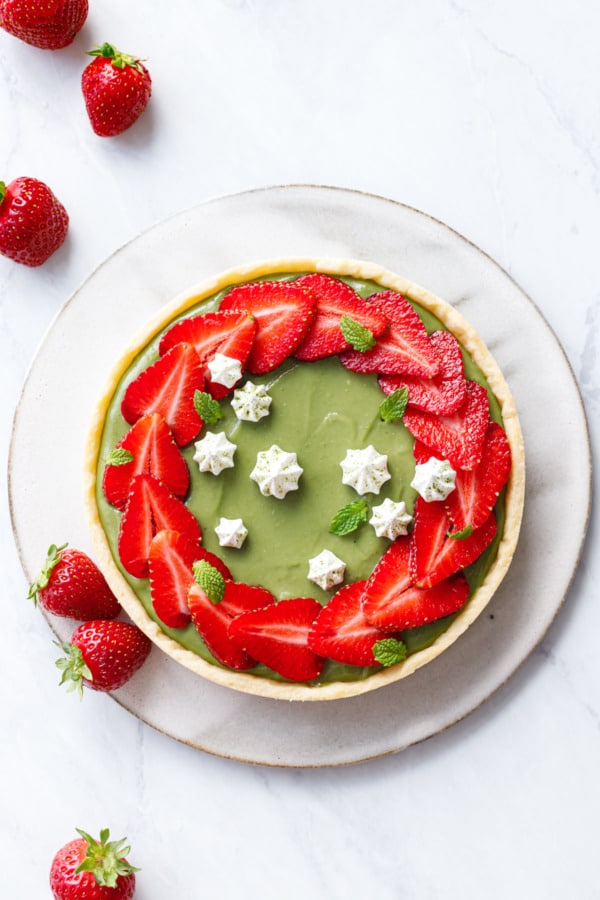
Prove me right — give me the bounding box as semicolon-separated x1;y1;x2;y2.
84;258;525;700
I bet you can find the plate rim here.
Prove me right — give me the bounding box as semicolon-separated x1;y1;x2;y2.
8;184;593;766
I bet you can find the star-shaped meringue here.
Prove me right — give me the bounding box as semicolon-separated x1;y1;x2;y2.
369;498;413;540
339;445;391;495
193;431;237;475
214;517;248;549
207;353;243;389
411;456;456;502
307;549;346;590
250;444;303;499
231;381;272;422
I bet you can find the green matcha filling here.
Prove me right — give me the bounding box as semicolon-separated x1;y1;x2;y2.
96;275;506;685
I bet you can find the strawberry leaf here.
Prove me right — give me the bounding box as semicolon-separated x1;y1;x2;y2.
329;499;369;536
379;387;409;423
372;637;407;667
340;316;376;352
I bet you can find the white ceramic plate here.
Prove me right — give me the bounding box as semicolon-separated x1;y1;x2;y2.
9;185;591;767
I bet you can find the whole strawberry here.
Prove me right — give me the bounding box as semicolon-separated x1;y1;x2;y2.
50;827;138;900
56;620;152;694
82;43;152;137
0;177;68;266
0;0;88;50
29;543;120;620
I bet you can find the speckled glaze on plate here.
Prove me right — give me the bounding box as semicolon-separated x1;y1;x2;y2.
9;185;591;767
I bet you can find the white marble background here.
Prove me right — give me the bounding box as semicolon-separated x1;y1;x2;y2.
1;1;598;897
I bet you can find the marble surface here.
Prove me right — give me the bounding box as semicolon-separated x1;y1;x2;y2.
1;1;598;897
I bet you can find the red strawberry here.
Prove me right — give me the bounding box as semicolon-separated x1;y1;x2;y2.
446;422;512;532
56;619;151;693
404;380;490;470
103;414;190;510
219;280;315;374
187;576;275;670
118;474;202;578
379;330;466;415
28;543;120;620
81;43;152;137
229;597;325;681
308;580;391;666
158;310;256;366
49;827;137;900
360;535;414;622
121;343;205;446
362;555;470;631
0;177;68;266
0;0;88;50
148;530;230;629
410;496;497;588
340;290;440;378
293;273;388;360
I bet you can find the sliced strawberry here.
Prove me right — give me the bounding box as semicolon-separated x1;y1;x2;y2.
360;535;414;623
148;530;231;629
187;578;272;669
121;343;205;446
158;310;257;399
446;422;512;533
292;273;388;360
218;280;315;374
188;581;256;670
228;597;325;681
102;414;190;510
148;531;201;628
379;330;466;415
403;380;490;470
410;496;497;588
362;570;470;631
340;291;440;378
118;474;202;579
308;580;391;666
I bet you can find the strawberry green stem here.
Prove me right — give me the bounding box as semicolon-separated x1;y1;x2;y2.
87;43;145;71
74;828;140;888
0;182;6;205
28;543;68;604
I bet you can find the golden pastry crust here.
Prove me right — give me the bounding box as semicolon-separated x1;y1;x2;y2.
83;258;525;701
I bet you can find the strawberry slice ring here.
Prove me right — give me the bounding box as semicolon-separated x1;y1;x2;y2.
84;258;525;701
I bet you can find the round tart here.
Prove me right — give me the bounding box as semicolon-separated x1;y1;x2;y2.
84;258;525;701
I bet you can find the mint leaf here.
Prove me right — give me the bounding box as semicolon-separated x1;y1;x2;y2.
106;448;134;467
448;524;473;540
340;316;376;352
379;387;409;423
193;390;223;425
193;560;225;603
372;638;407;667
329;499;369;536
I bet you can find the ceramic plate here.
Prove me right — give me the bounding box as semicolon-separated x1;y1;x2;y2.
9;185;591;767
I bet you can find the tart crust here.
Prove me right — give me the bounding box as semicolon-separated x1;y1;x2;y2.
83;258;525;701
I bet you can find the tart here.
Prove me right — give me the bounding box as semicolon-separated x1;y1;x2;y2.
84;258;525;701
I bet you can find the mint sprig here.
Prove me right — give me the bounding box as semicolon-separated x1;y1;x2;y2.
372;638;407;667
193;560;225;604
193;390;223;425
340;316;376;352
329;499;369;536
106;447;134;467
379;387;409;423
448;524;473;540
